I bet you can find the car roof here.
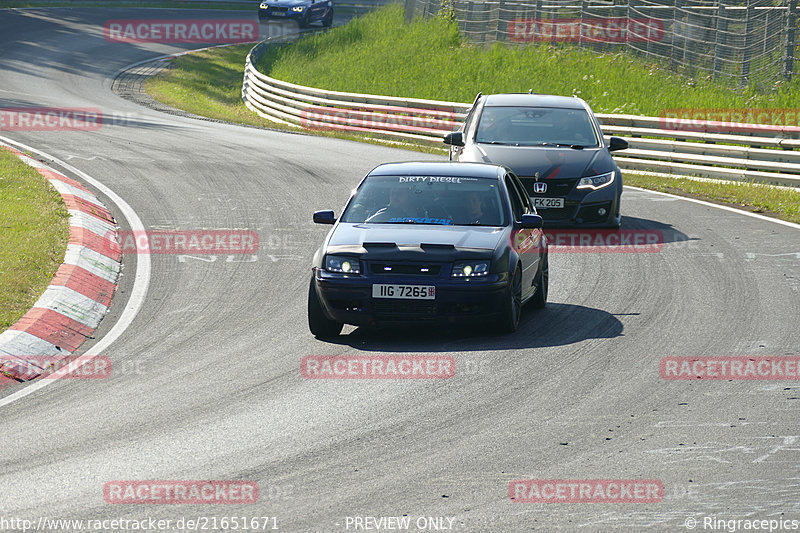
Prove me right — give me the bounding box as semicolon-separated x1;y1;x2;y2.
483;93;587;109
367;161;507;179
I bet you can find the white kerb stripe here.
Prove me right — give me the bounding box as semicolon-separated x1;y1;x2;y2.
67;209;116;238
63;244;120;283
49;179;105;206
0;330;69;357
31;286;109;328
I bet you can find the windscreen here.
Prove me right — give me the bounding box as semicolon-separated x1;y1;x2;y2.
340;175;507;227
476;106;599;147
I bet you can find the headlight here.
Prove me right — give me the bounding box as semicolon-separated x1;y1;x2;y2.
325;255;360;274
291;6;305;11
452;261;490;278
577;171;615;190
260;2;268;7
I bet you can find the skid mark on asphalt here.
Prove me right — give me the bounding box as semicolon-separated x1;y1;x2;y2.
646;435;800;464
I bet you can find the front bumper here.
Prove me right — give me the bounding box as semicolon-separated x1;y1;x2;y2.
258;7;305;21
525;182;620;228
314;270;509;327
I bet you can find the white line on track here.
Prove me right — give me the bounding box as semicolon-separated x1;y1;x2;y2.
624;185;800;231
0;136;151;409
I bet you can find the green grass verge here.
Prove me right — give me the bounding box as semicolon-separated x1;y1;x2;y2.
262;4;800;116
624;174;800;224
0;149;70;331
144;44;447;153
145;45;272;127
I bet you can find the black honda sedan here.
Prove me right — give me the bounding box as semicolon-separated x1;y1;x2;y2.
444;93;629;228
308;162;549;338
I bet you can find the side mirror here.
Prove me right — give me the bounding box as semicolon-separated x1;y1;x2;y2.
443;131;464;147
520;214;543;229
313;210;336;225
608;136;629;152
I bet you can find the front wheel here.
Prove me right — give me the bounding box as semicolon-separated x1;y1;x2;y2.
322;10;333;27
298;12;311;28
308;277;343;338
498;267;522;333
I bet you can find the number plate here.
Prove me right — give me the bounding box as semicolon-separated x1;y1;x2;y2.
532;197;565;209
372;284;435;300
271;11;285;16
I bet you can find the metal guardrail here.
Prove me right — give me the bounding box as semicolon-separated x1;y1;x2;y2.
242;41;800;188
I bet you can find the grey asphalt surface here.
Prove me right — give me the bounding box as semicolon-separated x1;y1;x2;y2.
1;7;799;532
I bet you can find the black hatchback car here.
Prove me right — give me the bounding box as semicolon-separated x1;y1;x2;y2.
308;162;549;338
444;93;629;228
258;0;333;27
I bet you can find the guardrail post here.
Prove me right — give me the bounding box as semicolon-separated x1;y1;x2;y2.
495;0;507;42
578;0;587;49
741;0;755;86
785;0;798;81
670;0;682;71
404;0;416;22
713;0;727;78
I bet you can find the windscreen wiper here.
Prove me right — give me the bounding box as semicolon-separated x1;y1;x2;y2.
533;142;586;150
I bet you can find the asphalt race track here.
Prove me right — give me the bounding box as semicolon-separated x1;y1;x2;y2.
1;7;799;532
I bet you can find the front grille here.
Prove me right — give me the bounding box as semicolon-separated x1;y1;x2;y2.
329;299;365;312
271;6;289;12
441;302;484;315
369;263;442;276
539;203;579;221
373;300;437;317
520;177;579;197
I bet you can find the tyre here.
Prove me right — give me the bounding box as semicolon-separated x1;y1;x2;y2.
322;10;333;27
531;253;548;309
499;266;522;333
308;277;343;338
299;12;311;28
